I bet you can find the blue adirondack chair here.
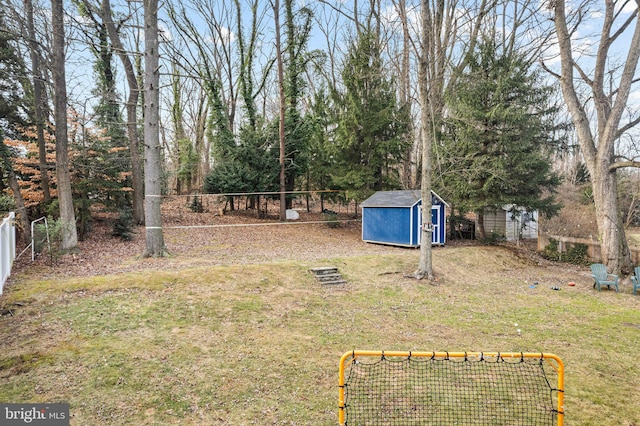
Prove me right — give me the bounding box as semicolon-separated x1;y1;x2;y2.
590;263;619;292
632;266;640;296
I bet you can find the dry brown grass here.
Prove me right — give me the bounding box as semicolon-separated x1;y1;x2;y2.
539;183;599;238
12;196;395;279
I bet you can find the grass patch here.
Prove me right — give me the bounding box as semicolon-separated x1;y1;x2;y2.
0;246;639;424
0;352;52;376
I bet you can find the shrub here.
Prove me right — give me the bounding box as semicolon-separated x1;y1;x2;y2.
112;208;135;241
323;211;340;228
579;185;594;205
0;194;15;215
541;238;589;265
189;196;204;213
45;199;60;219
481;232;505;245
541;238;561;261
33;217;64;260
564;243;589;265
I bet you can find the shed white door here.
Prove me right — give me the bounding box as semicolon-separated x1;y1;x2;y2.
417;206;440;245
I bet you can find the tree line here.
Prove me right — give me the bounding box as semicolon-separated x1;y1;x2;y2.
0;0;639;276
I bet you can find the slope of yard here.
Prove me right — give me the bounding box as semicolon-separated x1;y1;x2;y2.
1;204;639;425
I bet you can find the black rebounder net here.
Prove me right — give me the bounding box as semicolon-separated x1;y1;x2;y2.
341;352;562;426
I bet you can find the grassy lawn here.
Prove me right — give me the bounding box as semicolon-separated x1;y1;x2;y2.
1;245;639;425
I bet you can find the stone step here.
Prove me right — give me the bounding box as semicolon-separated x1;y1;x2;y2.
309;266;339;275
321;279;347;286
316;273;343;282
309;266;346;286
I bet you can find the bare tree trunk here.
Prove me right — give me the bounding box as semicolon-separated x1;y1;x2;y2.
592;166;631;271
415;0;433;279
553;0;639;275
395;0;415;189
414;0;490;280
142;0;166;257
6;170;30;245
51;0;78;252
25;0;51;203
102;0;144;225
477;210;486;240
196;90;209;177
274;0;286;222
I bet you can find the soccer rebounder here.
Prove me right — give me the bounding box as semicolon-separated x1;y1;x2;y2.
339;350;564;425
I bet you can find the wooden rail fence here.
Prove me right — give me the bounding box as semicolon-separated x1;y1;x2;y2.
538;233;640;265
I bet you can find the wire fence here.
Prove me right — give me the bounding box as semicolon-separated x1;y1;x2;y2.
163;191;361;222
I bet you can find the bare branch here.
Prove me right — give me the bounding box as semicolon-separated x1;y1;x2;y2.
610;160;640;170
609;8;637;42
540;59;561;80
616;115;640;138
574;61;595;87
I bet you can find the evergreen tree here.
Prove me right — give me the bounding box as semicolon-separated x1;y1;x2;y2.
281;1;314;208
442;36;562;239
0;28;32;238
205;125;280;199
203;50;280;209
171;67;198;195
333;29;409;202
306;89;339;208
73;1;130;239
0;19;30;137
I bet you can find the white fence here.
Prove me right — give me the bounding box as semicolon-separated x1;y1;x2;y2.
1;212;16;295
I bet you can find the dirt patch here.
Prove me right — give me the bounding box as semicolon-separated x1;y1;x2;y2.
11;197;418;280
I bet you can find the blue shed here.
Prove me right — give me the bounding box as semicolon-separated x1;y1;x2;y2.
361;190;448;247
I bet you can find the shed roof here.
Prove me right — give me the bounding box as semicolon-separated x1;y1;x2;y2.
361;190;449;208
361;190;421;208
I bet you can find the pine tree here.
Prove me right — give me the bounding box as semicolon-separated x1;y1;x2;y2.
333;29;409;202
73;0;131;239
442;36;562;239
307;89;339;210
